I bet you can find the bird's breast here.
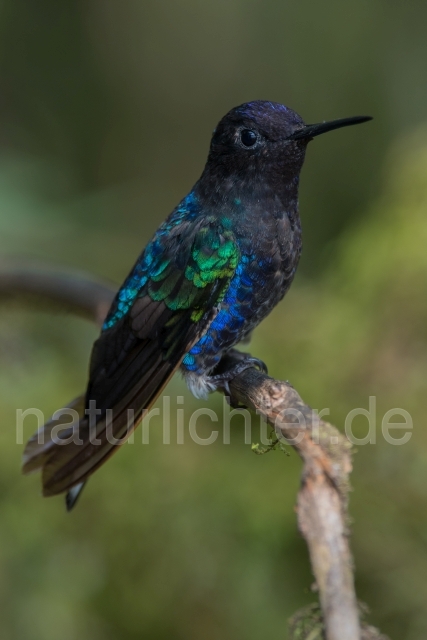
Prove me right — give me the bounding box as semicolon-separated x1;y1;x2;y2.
233;204;302;298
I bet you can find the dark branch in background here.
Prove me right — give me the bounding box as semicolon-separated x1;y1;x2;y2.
0;260;114;325
0;261;390;640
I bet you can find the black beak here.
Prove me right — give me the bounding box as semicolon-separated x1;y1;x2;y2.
288;115;372;141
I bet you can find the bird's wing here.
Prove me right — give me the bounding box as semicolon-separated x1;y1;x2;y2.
22;216;239;496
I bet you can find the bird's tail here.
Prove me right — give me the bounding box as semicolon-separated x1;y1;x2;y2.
22;395;87;510
22;360;176;504
22;394;86;476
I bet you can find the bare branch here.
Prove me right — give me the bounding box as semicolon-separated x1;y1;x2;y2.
1;262;390;640
219;350;358;640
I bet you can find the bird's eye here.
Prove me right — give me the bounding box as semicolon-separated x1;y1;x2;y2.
240;129;258;147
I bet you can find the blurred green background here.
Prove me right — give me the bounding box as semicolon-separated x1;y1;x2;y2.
1;1;427;638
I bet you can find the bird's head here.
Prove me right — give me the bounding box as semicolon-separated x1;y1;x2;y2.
204;100;371;190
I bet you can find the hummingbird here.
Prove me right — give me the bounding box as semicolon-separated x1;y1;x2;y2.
22;101;371;509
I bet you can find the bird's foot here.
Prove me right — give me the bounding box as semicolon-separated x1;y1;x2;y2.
207;351;268;397
183;350;268;402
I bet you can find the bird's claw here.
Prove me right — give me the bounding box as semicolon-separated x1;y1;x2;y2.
249;356;268;374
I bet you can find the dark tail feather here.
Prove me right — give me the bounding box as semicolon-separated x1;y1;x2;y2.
22;395;85;474
22;395;89;509
23;358;177;498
